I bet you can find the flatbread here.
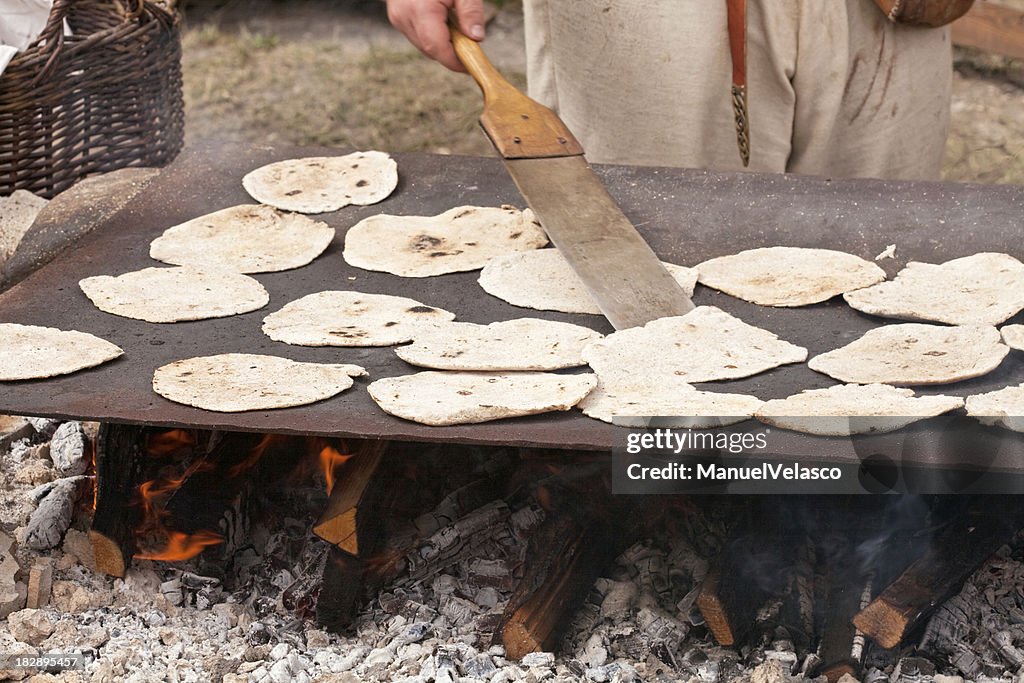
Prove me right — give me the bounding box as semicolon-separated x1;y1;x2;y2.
79;266;269;323
395;318;601;371
0;323;123;381
808;323;1008;385
262;291;456;347
581;306;808;384
1001;324;1024;351
695;247;886;306
965;383;1024;433
150;204;334;273
343;205;548;277
367;371;597;426
843;253;1024;326
754;384;964;435
242;151;398;213
479;249;699;315
153;353;365;412
579;375;763;428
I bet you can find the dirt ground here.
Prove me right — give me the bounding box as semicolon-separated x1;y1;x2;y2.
179;0;1023;184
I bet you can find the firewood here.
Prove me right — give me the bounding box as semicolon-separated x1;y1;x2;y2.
26;476;86;551
499;509;599;659
90;423;149;577
498;477;644;660
815;570;872;683
313;440;387;555
25;560;53;609
696;501;783;647
316;546;373;631
853;504;1022;649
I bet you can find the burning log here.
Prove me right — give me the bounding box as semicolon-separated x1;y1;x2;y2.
90;423;152;576
499;507;605;660
815;570;873;683
498;469;644;660
853;502;1022;649
312;440;387;555
696;502;782;647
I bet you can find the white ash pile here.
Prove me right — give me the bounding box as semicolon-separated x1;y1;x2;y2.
2;415;1023;683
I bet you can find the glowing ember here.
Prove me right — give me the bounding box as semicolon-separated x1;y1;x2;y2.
135;530;223;561
319;442;353;495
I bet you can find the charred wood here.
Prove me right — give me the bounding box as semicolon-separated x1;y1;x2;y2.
90;423;149;577
313;440;388;555
854;500;1022;649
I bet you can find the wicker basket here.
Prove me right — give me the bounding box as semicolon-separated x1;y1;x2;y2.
0;0;185;198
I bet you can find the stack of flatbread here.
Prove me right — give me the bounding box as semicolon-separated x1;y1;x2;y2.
576;306;805;426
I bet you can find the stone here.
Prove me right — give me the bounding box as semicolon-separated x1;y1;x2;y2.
0;531;26;618
48;421;87;476
0;415;32;451
305;629;330;649
521;652;556;668
26;417;59;438
13;460;52;485
8;608;55;645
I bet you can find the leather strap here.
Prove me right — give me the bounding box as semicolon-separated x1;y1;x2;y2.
726;0;750;166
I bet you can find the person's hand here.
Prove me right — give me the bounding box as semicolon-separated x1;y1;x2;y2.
386;0;486;72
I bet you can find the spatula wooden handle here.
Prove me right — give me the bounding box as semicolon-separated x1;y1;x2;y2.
450;25;583;159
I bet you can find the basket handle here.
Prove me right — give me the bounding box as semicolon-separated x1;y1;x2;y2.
33;0;158;85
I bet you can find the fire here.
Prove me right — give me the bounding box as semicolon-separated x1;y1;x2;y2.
146;429;196;457
133;429;221;561
227;433;284;479
319;442;353;495
135;530;223;561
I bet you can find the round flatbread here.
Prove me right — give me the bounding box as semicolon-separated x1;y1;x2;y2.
695;246;886;307
1001;324;1024;351
579;375;763;428
79;266;269;323
149;204;335;273
367;371;597;426
0;323;123;380
965;383;1024;433
479;249;699;315
581;306;808;384
262;291;456;347
808;323;1008;385
242;151;398;213
754;384;964;435
843;253;1024;326
343;205;547;277
396;318;601;371
153;353;366;412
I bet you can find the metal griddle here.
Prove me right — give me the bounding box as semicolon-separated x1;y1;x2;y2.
1;144;1023;471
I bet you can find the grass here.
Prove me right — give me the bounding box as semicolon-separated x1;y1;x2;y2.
182;27;526;156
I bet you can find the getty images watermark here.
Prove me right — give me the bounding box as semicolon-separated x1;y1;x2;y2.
611;416;1024;494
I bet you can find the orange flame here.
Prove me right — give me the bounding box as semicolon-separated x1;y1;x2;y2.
319;443;353;495
146;429;196;457
133;429;221;561
227;433;284;479
135;530;223;561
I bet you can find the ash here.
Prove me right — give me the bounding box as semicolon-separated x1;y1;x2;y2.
0;418;1021;683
